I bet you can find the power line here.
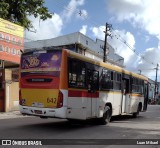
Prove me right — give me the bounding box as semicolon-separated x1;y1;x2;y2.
110;29;157;66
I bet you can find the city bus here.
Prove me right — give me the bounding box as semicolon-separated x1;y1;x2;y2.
19;47;149;124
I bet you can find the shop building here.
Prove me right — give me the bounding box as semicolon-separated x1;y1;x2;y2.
0;18;24;112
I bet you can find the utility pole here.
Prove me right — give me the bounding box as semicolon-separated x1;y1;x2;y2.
154;64;159;102
103;22;112;62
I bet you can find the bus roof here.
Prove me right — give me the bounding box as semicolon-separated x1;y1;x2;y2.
66;49;148;81
22;47;148;81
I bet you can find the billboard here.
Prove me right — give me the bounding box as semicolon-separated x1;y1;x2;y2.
0;18;24;38
0;18;24;64
21;50;62;77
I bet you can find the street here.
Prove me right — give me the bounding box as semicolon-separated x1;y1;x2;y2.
0;105;160;147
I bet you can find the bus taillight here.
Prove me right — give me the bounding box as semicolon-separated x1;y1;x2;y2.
19;90;22;105
57;91;63;108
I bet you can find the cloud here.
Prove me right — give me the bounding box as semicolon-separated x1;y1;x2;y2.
90;26;105;40
106;0;160;80
61;0;86;22
25;13;63;41
91;26;160;80
91;26;135;64
25;0;87;41
80;25;87;35
107;0;160;37
137;48;160;80
110;31;160;80
108;30;136;66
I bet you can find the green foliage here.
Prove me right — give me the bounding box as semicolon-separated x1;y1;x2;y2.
0;0;52;30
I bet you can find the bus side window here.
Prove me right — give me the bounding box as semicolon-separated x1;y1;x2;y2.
87;70;99;92
93;70;99;90
68;59;86;88
69;73;77;86
100;69;113;90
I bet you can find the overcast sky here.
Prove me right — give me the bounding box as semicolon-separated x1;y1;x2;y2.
25;0;160;81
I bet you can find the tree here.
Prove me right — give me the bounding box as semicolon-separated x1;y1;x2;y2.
0;0;52;30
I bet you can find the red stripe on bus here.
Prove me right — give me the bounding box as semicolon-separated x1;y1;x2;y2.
68;90;99;98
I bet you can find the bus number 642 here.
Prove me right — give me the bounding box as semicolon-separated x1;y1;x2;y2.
47;98;56;103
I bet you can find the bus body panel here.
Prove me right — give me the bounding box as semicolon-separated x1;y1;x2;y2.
130;95;144;112
112;92;122;115
66;89;99;119
21;88;59;108
19;89;68;118
98;92;114;116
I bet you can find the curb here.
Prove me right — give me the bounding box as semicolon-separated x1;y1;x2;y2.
0;111;27;119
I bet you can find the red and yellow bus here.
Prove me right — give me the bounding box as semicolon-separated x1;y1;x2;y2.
19;48;149;124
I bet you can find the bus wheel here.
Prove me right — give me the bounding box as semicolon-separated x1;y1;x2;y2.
100;106;111;125
132;104;140;118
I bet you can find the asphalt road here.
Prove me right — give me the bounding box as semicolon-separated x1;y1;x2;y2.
0;105;160;148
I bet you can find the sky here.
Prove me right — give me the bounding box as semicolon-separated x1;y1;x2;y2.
25;0;160;81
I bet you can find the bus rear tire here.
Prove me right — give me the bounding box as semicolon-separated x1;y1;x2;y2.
99;106;111;125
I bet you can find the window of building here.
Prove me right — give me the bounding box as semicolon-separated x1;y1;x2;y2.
17;39;22;45
5;36;10;42
6;47;10;53
12;48;16;55
12;37;16;43
100;45;104;49
0;33;4;40
12;68;19;82
0;45;4;51
17;50;20;56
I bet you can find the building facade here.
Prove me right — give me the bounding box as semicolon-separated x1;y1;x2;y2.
25;32;124;67
0;18;24;112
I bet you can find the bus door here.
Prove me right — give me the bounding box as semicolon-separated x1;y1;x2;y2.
122;78;131;113
143;82;149;111
87;69;99;117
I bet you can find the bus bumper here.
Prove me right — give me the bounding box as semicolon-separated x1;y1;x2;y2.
19;105;67;118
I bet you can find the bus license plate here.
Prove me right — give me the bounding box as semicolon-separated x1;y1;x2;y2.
34;110;42;114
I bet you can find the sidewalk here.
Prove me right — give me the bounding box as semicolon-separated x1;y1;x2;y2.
0;111;28;119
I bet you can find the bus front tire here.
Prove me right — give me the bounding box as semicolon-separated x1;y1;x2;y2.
100;106;111;125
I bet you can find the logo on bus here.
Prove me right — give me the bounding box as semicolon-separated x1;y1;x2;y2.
23;56;40;68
